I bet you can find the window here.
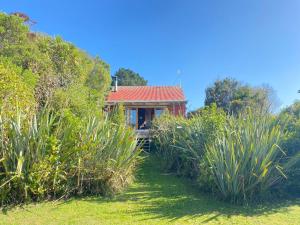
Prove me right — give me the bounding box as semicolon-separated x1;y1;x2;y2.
155;108;164;117
129;109;137;128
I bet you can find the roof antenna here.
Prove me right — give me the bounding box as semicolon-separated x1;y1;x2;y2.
177;69;182;88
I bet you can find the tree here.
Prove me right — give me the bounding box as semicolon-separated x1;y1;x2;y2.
205;78;239;113
86;57;111;92
113;68;147;86
10;12;36;25
0;12;111;116
204;78;277;114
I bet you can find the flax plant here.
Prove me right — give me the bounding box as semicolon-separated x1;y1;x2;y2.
205;111;296;203
151;104;225;178
0;109;141;205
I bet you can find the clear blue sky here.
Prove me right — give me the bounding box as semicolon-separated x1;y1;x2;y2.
1;0;300;111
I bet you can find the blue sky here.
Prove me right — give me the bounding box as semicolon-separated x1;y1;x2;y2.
1;0;300;111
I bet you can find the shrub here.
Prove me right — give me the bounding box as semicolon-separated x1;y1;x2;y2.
152;104;300;203
278;101;300;194
0;12;111;112
203;110;298;203
151;104;225;178
0;12;135;206
0;60;36;118
0;109;141;206
151;113;191;176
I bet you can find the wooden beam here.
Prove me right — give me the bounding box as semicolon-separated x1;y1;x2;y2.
136;108;138;129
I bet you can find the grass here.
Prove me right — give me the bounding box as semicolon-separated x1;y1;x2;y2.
0;154;299;225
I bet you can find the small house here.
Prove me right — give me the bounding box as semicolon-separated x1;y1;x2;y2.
106;85;186;133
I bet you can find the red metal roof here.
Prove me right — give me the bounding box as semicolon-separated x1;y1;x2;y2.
106;86;186;102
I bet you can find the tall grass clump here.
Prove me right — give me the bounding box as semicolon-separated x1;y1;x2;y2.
204;110;298;203
151;104;225;178
0;109;141;206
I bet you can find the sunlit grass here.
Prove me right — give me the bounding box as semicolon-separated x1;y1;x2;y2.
0;155;299;225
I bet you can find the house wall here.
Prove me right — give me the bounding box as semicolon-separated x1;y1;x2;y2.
167;102;186;116
106;101;186;118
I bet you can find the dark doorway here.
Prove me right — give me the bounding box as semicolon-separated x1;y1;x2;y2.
138;108;146;129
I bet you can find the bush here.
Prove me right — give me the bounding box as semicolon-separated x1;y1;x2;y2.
152;105;300;203
0;109;141;206
151;104;225;178
0;12;111;112
278;101;300;194
0;60;36;118
203;110;299;203
0;12;139;206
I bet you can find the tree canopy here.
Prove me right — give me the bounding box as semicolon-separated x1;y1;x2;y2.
204;78;277;114
113;68;147;86
0;12;111;117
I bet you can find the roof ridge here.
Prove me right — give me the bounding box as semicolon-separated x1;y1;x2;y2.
117;85;182;88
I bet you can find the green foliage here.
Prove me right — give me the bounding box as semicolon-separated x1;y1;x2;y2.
153;104;300;203
151;104;226;178
109;104;126;125
1;156;300;224
0;13;29;63
278;101;300;193
0;12;138;206
0;110;141;205
0;12;111;112
280;102;300;156
203;111;296;203
0;13;28;43
0;60;35;118
52;83;103;118
204;78;276;114
113;68;147;86
0;13;48;75
32;36;111;108
86;57;111;92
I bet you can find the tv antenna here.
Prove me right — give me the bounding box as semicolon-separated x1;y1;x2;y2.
176;69;182;88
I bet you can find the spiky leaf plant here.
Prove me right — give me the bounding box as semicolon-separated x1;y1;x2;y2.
0;109;141;205
204;110;297;203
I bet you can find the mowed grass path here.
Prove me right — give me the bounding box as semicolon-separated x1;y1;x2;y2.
1;155;299;225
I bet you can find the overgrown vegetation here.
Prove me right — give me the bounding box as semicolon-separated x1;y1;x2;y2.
152;105;300;204
151;104;225;179
204;111;297;203
1;155;299;225
0;10;299;210
153;78;299;204
0;12;141;206
0;105;141;206
0;12;111;118
278;101;300;193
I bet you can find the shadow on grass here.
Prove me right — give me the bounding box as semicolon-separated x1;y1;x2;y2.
72;155;300;223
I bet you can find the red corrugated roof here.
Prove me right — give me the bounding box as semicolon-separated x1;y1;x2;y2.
106;86;186;102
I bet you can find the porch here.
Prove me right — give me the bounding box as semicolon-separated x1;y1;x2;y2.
126;107;165;130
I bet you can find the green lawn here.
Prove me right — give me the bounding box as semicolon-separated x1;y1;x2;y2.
1;155;299;225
